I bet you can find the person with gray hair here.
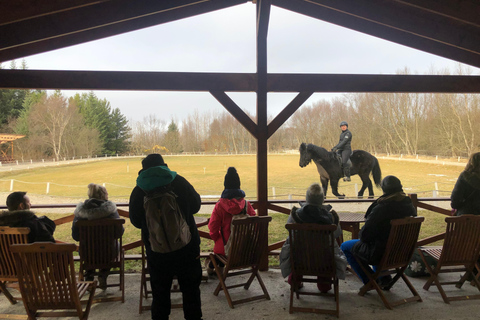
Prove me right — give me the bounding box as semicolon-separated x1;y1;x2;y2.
280;183;347;293
340;175;416;289
71;183;123;289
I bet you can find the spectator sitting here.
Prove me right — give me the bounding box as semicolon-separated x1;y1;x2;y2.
451;152;480;216
340;175;416;290
0;191;55;243
279;183;347;293
71;183;124;290
207;167;256;275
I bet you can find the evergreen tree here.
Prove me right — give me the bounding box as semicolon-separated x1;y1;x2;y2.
106;107;131;154
164;119;182;153
0;60;29;126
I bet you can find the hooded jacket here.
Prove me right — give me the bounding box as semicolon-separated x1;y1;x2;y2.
129;165;201;256
0;210;55;243
208;197;256;255
71;198;123;241
352;192;417;265
279;204;347;279
451;171;480;216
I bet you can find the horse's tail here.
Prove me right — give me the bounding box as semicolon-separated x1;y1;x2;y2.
372;157;382;188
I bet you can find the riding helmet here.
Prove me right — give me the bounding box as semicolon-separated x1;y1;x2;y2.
340;121;348;127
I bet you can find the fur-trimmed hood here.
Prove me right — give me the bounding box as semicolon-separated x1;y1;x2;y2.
0;209;36;225
74;199;117;220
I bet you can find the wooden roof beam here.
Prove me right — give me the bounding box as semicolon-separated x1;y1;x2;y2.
0;0;249;62
1;70;479;93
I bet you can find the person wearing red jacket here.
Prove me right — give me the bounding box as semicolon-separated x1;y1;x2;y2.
206;167;256;274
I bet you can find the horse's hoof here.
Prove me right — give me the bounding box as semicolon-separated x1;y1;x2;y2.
343;177;351;182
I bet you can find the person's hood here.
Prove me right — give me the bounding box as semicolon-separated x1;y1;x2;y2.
74;199;117;220
0;209;36;225
377;191;409;203
218;198;247;215
293;204;333;224
136;165;177;192
460;171;480;190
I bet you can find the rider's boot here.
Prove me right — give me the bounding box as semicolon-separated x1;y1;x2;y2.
343;166;351;182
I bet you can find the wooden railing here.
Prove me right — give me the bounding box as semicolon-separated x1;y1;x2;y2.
0;194;451;261
409;194;450;246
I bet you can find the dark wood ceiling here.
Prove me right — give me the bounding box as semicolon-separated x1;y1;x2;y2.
1;0;479;69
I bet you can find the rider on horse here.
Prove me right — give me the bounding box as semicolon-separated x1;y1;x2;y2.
332;121;352;182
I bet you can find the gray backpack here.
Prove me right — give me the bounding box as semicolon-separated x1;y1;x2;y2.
144;189;191;253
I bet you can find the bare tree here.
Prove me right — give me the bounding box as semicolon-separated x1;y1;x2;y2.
28;94;80;161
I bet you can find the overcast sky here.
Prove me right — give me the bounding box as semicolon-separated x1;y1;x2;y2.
6;3;480;123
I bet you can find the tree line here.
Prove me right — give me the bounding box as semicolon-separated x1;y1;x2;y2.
1;62;479;159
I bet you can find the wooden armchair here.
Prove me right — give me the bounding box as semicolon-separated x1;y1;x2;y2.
9;243;96;320
209;216;272;308
355;216;424;309
0;226;29;305
418;215;480;303
76;218;125;303
286;223;339;317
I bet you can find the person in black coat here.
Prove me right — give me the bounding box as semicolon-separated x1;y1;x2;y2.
129;154;203;320
0;192;55;243
451;152;480;216
340;176;416;286
332;121;353;181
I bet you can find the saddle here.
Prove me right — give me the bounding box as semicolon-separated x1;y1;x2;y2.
334;151;352;169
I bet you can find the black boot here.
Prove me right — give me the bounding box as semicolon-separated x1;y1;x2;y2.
343;166;351;182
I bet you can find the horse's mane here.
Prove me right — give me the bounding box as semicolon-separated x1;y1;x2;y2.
307;143;335;161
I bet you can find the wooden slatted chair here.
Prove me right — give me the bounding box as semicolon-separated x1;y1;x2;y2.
286;223;339;317
355;216;424;309
418;215;480;303
10;243;96;320
0;226;29;305
209;216;272;308
76;218;125;303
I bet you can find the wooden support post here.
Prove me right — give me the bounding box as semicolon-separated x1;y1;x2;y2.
256;0;271;271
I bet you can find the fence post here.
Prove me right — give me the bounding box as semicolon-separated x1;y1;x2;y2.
16;160;18;165
433;182;439;197
288;194;292;209
30;159;32;164
354;183;358;195
272;187;276;199
10;180;14;191
46;182;50;194
409;193;418;213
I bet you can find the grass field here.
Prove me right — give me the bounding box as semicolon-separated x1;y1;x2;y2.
0;154;461;269
0;154;464;200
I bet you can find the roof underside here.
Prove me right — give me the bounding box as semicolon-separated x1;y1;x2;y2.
1;0;480;68
0;0;479;94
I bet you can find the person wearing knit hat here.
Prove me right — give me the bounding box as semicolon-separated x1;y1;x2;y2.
71;183;123;290
381;175;403;194
224;167;241;189
280;183;347;293
207;167;256;275
129;154;203;320
341;175;416;288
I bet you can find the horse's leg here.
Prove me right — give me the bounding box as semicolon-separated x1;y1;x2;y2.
320;176;329;197
367;179;374;199
358;174;371;198
330;179;345;199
